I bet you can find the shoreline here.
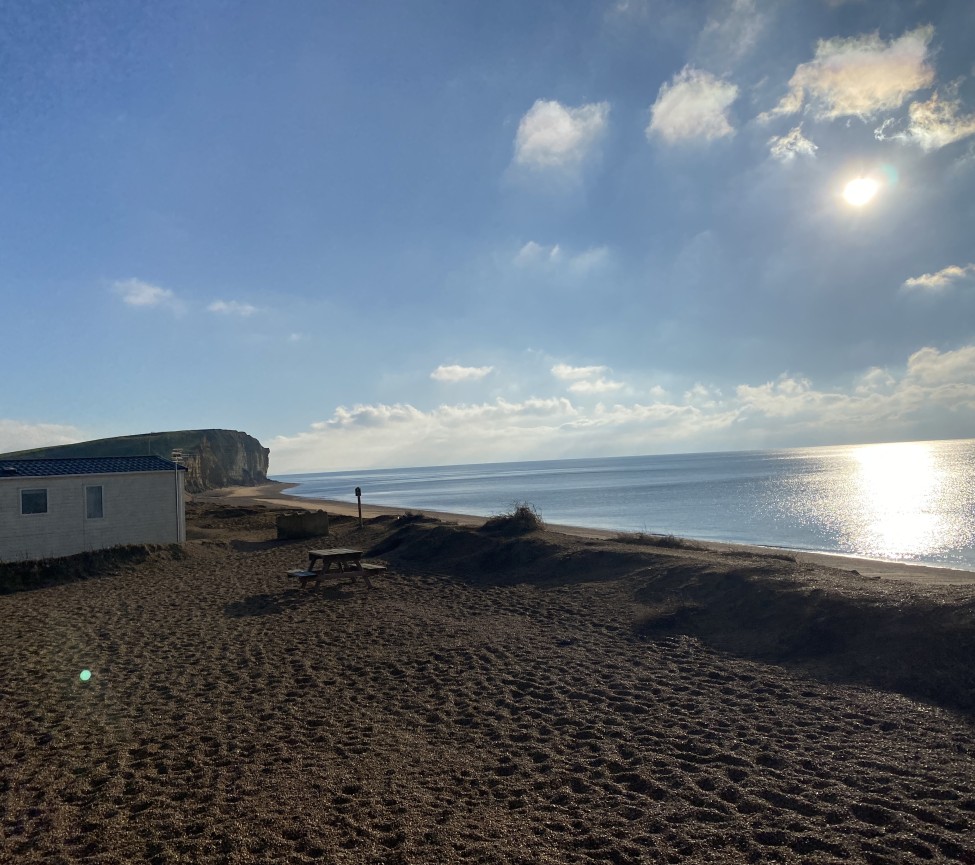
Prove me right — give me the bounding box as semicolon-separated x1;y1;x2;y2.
196;482;975;585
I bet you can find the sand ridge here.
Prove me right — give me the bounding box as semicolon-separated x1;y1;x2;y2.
0;502;973;863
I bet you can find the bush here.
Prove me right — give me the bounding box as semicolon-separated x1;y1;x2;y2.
480;502;545;535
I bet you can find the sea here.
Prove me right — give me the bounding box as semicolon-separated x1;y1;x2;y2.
275;438;975;571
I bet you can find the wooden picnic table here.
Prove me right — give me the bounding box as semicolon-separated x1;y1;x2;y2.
286;547;385;589
308;547;363;572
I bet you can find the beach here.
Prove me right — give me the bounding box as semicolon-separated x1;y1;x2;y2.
1;494;973;863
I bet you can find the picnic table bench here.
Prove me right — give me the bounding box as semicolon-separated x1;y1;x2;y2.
287;548;387;589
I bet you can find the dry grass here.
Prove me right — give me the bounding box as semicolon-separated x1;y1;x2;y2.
613;530;704;550
480;502;545;535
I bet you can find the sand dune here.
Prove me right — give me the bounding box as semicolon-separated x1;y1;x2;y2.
1;502;972;863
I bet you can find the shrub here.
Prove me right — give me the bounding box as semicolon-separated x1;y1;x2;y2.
480;502;545;535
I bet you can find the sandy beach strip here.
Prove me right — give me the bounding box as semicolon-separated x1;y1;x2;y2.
1;500;973;864
200;482;975;586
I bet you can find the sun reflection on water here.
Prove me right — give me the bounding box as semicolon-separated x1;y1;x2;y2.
780;440;975;564
848;442;944;559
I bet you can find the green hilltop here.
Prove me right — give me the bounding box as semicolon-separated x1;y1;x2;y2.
1;429;269;493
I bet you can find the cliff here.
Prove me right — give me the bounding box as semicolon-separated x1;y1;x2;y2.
1;429;269;494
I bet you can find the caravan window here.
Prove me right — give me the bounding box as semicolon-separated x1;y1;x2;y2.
86;486;104;519
21;489;48;515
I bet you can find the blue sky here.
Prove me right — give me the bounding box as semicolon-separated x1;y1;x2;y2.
3;0;975;473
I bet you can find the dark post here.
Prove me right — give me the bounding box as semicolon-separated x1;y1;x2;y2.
355;487;362;528
171;449;183;543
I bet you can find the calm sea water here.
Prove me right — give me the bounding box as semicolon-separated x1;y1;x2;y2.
275;439;975;571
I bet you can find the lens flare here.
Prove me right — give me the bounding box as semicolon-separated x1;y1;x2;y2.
80;669;92;682
843;177;879;207
879;163;899;187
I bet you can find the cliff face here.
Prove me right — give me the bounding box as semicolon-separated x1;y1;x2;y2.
176;430;270;493
1;429;269;494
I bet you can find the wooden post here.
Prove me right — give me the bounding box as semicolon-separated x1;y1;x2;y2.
355;486;362;528
171;449;183;543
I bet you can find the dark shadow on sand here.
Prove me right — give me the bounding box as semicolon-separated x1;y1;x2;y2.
224;584;365;617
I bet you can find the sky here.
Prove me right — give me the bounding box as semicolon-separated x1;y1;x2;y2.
3;0;975;475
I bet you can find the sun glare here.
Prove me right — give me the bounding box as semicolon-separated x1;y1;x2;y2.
843;177;879;207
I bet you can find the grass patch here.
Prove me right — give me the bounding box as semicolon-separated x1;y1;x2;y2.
0;544;183;594
614;531;703;550
481;502;545;536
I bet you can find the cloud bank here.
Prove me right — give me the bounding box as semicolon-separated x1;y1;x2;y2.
270;345;975;473
0;420;84;454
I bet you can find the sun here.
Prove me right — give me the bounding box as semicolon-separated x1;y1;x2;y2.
843;177;879;207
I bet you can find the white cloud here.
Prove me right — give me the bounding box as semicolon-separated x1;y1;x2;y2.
647;385;668;401
735;347;975;431
568;378;624;395
552;363;625;395
513;99;610;170
855;367;896;395
735;375;820;418
208;299;258;317
904;345;975;386
514;241;608;274
431;364;494;383
0;420;85;454
647;66;739;144
551;363;610;381
876;90;975;152
901;264;975;293
114;278;181;311
683;383;724;408
762;25;935;121
768;125;818;161
270;397;579;472
514;241;562;267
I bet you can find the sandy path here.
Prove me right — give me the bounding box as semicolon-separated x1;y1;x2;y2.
1;514;972;864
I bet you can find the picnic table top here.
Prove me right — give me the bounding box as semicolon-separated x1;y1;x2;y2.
308;548;362;557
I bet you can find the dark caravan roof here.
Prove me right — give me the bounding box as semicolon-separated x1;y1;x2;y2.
0;456;187;477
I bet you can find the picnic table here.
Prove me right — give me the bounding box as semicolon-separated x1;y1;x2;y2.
287;548;386;589
309;547;363;573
